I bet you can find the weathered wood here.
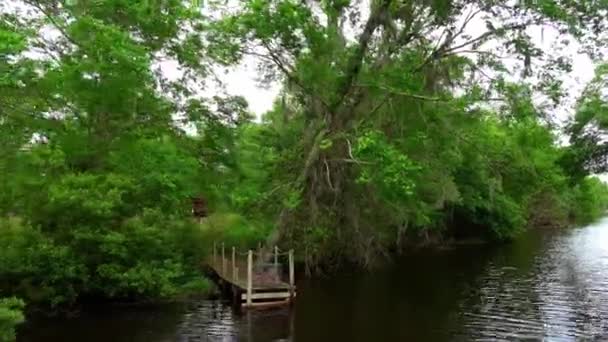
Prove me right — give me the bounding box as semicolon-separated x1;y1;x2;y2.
191;196;208;218
241;292;291;300
289;249;294;290
206;245;295;309
247;250;253;306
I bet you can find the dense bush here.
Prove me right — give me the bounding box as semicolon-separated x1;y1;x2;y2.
200;212;270;251
0;297;24;342
0;139;212;309
568;177;608;225
0;214;211;309
0;218;84;307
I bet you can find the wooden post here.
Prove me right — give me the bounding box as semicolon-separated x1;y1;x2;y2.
289;249;294;296
247;250;253;306
235;267;239;283
232;246;236;281
222;243;226;275
274;246;278;267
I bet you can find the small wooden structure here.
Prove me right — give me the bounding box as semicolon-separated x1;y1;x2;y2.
191;196;208;219
206;243;296;309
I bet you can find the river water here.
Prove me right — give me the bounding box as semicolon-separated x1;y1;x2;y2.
19;218;608;341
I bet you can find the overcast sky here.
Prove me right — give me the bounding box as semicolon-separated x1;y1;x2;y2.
184;5;598;120
158;55;282;117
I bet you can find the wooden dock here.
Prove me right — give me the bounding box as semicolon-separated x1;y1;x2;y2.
205;244;296;309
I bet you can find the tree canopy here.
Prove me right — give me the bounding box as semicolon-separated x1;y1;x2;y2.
203;0;608;266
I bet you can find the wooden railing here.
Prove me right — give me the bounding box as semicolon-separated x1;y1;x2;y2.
210;243;295;307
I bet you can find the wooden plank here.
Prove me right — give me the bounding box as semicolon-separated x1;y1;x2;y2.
207;271;289;291
274;246;278;267
250;285;291;291
251;284;292;291
241;292;291;300
289;249;294;293
247;250;253;306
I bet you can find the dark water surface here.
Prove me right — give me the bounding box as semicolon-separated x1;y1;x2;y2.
19;218;608;341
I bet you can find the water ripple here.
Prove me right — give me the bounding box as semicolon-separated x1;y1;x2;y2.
456;221;608;340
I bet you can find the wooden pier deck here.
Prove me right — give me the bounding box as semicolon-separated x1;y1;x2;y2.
205;244;296;309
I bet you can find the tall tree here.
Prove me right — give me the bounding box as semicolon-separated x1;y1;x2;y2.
208;0;608;266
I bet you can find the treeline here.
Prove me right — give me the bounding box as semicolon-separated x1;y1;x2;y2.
210;0;608;267
2;0;608;337
232;93;608;266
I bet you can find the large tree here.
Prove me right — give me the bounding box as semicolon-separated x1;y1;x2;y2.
208;0;608;266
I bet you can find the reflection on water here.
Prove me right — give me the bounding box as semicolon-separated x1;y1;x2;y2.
19;218;608;341
20;302;293;342
458;219;608;341
178;302;293;342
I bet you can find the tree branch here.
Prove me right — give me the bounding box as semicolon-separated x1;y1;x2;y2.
358;84;446;102
257;41;332;111
332;0;391;111
415;20;533;72
24;0;81;49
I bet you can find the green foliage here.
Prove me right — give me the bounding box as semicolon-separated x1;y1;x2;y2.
203;0;608;267
2;0;608;313
87;211;207;300
177;278;213;299
0;138;214;306
0;0;230;312
200;213;270;251
568;177;608;225
0;165;213;307
0;297;24;342
0;218;85;307
354;130;419;201
565;63;608;176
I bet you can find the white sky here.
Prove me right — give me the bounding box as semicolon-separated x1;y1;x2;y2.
195;11;597;121
223;62;282;115
158;55;281;116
